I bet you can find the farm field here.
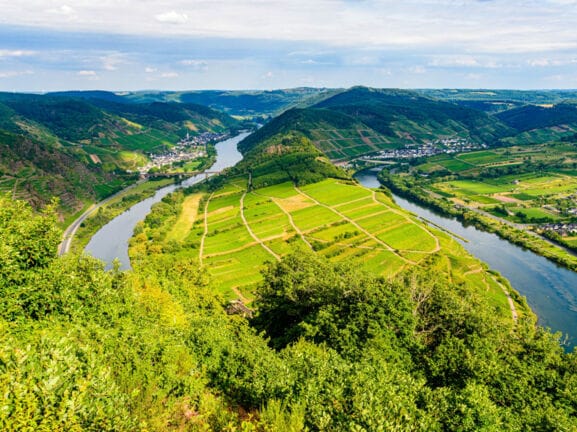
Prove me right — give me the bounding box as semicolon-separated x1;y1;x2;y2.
136;177;520;323
400;142;577;226
417;142;577;177
428;173;577;223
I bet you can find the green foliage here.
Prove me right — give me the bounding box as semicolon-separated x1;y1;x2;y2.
3;186;577;430
252;250;416;360
236;132;349;189
0;196;61;285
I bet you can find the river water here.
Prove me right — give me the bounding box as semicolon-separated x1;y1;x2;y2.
85;132;249;270
355;168;577;349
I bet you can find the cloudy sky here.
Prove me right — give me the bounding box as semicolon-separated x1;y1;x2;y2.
1;0;576;91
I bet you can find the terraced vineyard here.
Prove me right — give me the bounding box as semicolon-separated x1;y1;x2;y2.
132;177;522;324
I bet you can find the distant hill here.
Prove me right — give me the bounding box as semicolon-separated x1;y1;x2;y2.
48;90;131;104
240;87;514;161
0;93;239;215
124;88;335;117
314;87;513;143
496;102;577;132
493;102;577;145
417;89;577;106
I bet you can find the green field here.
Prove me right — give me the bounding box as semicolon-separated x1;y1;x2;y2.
126;176;518;322
394;141;577;236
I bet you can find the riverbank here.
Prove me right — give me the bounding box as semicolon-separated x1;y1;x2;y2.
84;132;249;270
354;168;577;349
63;178;175;254
378;171;577;273
60;148;219;254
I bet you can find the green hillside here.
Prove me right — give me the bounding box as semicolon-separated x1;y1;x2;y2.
0;128;132;214
0;93;239;216
238;87;514;161
496;102;577;132
314;87;513;145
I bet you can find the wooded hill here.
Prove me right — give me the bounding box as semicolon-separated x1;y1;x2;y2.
0;93;239;215
238;87;515;161
51;88;336;118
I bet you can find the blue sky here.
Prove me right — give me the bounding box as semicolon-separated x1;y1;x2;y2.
1;0;576;91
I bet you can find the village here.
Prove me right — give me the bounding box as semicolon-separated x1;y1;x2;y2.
359;137;487;161
540;222;577;237
138;131;229;174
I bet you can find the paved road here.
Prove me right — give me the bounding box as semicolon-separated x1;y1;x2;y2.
58;180;145;256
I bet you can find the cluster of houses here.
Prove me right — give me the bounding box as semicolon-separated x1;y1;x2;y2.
138;131;229;174
541;223;577;237
359;137;486;161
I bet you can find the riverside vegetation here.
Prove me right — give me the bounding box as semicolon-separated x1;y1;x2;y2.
376;140;577;271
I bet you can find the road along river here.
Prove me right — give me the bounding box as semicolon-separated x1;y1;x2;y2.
84;132;249;271
355;168;577;350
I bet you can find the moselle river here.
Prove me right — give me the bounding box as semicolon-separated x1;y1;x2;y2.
84;132;249;271
355;168;577;349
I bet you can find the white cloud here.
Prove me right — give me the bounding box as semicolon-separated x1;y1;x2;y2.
1;0;576;57
145;66;157;73
409;65;427;74
46;4;78;21
0;50;36;58
155;10;189;24
180;59;208;71
0;69;33;78
78;70;97;76
428;55;502;69
527;58;577;67
100;53;126;71
161;72;179;78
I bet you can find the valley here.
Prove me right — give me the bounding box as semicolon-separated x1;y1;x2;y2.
4;85;577;430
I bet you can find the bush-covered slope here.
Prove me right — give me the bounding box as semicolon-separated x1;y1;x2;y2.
0;129;132;213
234;131;348;189
3;169;577;430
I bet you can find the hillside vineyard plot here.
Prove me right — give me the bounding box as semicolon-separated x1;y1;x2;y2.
149;178;515;319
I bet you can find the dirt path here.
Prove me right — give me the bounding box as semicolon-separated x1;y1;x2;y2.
294;186;413;264
465;267;518;323
199;192;214;266
240;192;281;261
232;287;251;305
491;275;519;323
